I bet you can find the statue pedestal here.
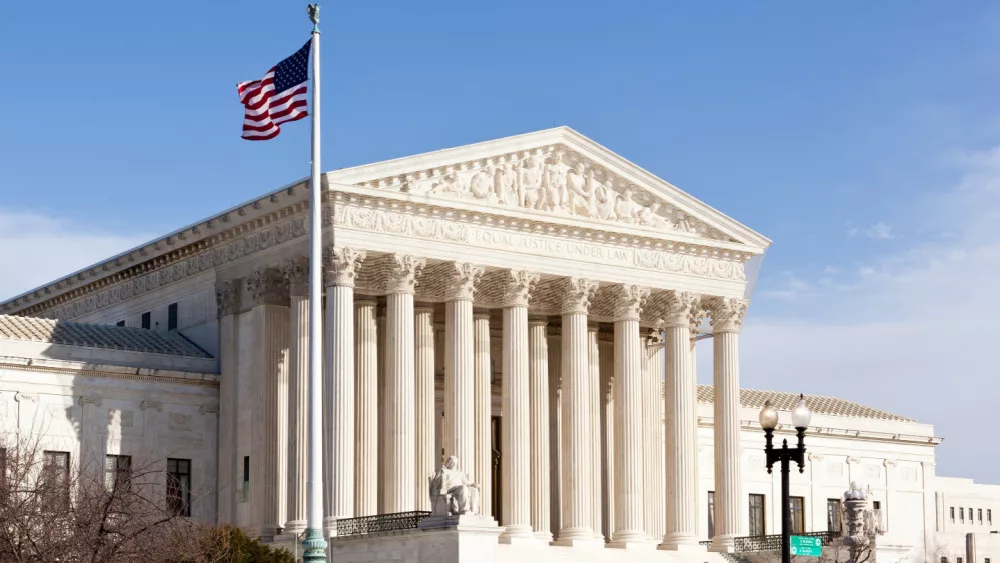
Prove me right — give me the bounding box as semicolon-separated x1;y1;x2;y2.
417;514;503;563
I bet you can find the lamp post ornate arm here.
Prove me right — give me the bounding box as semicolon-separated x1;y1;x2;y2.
759;395;812;563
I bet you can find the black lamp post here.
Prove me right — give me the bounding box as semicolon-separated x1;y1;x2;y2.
759;395;812;563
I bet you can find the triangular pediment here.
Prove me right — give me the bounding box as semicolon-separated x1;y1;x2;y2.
326;127;771;251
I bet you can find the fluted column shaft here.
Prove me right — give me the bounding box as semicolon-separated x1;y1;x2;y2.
588;325;604;541
502;303;534;539
708;297;748;552
444;299;476;479
354;301;379;516
251;302;289;538
555;277;598;546
529;319;552;541
547;332;563;537
609;285;649;548
327;284;355;522
611;316;646;545
286;292;309;533
474;313;493;517
376;307;386;513
660;292;701;549
646;336;666;543
598;338;615;541
414;307;436;510
385;290;416;512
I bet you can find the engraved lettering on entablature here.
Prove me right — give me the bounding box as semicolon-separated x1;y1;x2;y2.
356;145;733;241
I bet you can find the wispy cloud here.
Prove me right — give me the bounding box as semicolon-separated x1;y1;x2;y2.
864;221;894;240
0;209;152;302
701;146;1000;484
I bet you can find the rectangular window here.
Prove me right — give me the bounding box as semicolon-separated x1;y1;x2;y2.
827;499;842;532
989;509;992;525
873;501;885;531
116;320;125;327
166;458;191;517
105;455;132;492
241;455;250;502
749;494;766;536
708;491;715;538
42;451;71;510
141;312;151;330
790;496;806;534
961;507;965;523
0;447;7;489
979;509;983;523
941;558;948;563
951;507;956;523
167;303;178;331
958;558;963;563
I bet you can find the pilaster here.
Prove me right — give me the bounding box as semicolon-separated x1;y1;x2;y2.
215;278;242;525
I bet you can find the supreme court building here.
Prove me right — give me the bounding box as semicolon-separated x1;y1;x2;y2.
2;128;980;563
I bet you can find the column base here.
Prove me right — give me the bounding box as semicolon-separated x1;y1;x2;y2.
284;520;306;536
499;534;546;546
533;531;554;542
708;535;736;553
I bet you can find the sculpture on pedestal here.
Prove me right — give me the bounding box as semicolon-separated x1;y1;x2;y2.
841;481;880;563
428;455;481;516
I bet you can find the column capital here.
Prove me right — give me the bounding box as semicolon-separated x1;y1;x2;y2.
645;328;664;348
610;284;650;322
528;316;549;327
500;269;540;307
283;256;310;296
705;296;749;334
448;262;485;301
246;267;289;307
656;290;700;328
215;278;243;318
382;253;426;294
323;246;366;288
557;277;599;315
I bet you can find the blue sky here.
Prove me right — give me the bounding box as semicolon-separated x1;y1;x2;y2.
2;1;999;483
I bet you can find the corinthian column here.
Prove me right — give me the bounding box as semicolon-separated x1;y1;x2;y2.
500;270;540;542
588;323;604;541
659;291;702;551
473;311;493;517
282;258;310;534
215;279;242;525
383;254;426;513
414;305;436;510
443;262;484;483
706;296;749;552
608;284;651;549
322;248;365;527
528;317;551;541
246;267;290;539
598;334;615;542
354;300;378;516
554;277;601;547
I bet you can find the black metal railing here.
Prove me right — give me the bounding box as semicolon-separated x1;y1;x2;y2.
733;530;837;553
333;511;431;538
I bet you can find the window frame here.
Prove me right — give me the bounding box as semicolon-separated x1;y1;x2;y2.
708;491;715;539
167;303;178;331
951;507;955;523
105;454;132;493
790;496;806;534
141;312;151;330
166;458;191;517
749;493;766;537
41;450;71;511
827;498;842;533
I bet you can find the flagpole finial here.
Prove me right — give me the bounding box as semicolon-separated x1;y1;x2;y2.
307;4;320;33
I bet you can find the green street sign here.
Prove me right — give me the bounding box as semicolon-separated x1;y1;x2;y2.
790;535;823;557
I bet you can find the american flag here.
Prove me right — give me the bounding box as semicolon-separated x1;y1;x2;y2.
238;41;311;140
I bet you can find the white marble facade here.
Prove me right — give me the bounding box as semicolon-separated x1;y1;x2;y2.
0;128;987;563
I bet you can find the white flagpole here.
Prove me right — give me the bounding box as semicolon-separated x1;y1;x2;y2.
303;4;327;562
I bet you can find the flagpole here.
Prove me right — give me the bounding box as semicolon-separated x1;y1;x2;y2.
303;4;328;562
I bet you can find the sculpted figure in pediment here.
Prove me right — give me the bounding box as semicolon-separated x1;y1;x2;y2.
638;201;673;229
493;159;520;206
542;152;569;211
429;171;466;196
567;162;596;217
469;168;495;201
518;155;545;209
615;188;640;223
594;178;618;220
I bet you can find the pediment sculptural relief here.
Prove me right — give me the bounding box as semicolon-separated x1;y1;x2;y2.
355;146;734;242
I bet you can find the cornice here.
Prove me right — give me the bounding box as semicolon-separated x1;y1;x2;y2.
0;361;220;388
695;417;943;447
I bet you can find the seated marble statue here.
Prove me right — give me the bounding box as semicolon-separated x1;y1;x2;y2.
428;455;480;516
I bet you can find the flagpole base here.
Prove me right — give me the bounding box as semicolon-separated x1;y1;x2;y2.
302;527;328;562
